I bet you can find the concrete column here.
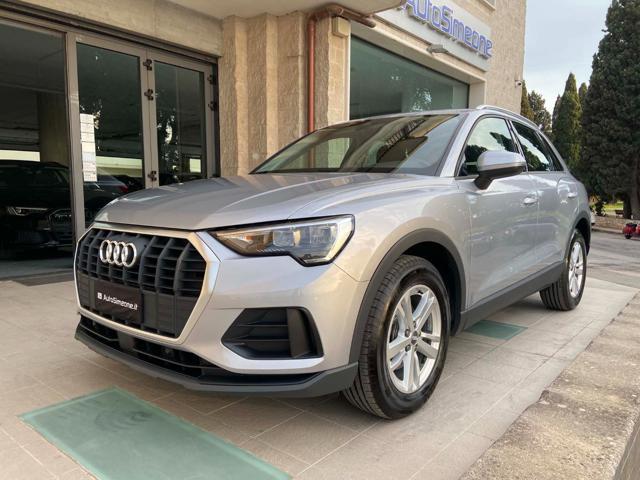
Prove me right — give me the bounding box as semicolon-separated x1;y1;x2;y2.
219;16;248;176
277;12;307;148
468;82;487;108
219;13;308;175
218;12;350;175
313;17;351;129
37;92;70;168
245;14;279;172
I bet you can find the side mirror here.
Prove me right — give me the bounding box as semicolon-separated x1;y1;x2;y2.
474;151;526;189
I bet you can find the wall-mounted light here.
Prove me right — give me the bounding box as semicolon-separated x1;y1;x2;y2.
427;44;448;54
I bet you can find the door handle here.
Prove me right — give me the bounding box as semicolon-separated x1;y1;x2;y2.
567;192;578;199
522;195;538;206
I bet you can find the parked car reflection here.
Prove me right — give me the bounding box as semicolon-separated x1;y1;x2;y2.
0;160;128;258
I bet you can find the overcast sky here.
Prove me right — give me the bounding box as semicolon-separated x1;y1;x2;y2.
524;0;610;112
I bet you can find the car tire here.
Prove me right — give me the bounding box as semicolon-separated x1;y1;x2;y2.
540;230;587;311
343;255;450;419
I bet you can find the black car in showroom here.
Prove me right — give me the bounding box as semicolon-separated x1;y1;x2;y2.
0;160;125;258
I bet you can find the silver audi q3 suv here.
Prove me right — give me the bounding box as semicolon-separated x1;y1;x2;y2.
75;106;590;418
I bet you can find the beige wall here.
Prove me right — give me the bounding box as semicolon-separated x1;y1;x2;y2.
313;17;351;130
454;0;527;111
18;0;223;55
219;13;308;175
218;14;350;175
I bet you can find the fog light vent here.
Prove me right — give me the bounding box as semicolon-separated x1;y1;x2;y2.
222;308;323;359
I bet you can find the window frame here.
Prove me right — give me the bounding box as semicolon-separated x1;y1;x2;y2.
454;114;524;179
509;120;562;174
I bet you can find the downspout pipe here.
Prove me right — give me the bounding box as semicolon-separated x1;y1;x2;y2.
307;4;376;133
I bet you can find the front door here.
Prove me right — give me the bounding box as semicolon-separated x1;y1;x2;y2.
456;116;539;306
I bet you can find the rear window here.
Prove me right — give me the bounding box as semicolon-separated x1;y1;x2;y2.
512;123;558;172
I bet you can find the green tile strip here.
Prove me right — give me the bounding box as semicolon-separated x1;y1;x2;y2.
465;319;526;340
21;388;289;480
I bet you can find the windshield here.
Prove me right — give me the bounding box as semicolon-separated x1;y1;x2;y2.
253;114;462;175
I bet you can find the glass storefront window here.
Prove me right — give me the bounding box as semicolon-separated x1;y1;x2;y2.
350;37;469;119
0;17;216;280
0;21;73;276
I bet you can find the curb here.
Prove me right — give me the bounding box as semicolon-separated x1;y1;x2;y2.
462;294;640;480
592;226;623;236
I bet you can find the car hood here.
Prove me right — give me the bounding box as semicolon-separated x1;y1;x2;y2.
94;173;443;230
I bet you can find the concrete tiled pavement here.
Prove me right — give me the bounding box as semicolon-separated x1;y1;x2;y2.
0;276;636;480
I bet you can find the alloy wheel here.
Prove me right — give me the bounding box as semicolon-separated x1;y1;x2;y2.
568;242;584;298
385;284;442;394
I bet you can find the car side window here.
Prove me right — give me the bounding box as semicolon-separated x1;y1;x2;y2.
539;136;565;171
459;117;517;176
512;122;556;172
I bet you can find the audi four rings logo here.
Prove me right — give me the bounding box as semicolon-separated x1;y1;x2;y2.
99;240;138;267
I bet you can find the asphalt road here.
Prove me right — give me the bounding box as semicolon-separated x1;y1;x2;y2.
589;230;640;289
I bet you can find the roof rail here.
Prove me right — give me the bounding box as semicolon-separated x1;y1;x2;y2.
475;105;539;129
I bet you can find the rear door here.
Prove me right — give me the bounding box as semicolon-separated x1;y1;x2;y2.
456;116;539;306
510;121;574;270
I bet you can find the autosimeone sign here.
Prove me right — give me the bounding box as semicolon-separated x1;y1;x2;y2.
378;0;493;71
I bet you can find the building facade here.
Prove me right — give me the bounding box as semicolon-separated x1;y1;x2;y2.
0;0;526;275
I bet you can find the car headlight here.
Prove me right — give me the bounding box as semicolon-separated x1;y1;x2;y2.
6;206;49;216
212;215;354;265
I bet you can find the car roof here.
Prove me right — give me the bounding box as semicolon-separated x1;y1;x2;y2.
331;105;540;131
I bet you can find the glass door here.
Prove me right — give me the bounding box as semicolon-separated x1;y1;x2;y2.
147;55;214;186
69;35;216;238
75;41;150;223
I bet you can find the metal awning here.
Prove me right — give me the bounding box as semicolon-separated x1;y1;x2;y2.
166;0;404;19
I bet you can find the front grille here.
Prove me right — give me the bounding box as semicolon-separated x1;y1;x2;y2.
49;209;73;245
76;228;205;297
75;228;207;338
77;317;317;386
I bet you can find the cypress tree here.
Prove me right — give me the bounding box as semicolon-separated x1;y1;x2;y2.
578;82;588;110
551;95;562;140
528;90;552;136
553;73;582;170
581;0;640;218
520;80;534;120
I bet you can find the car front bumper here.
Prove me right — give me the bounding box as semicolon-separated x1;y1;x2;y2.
75;223;368;395
75;321;358;396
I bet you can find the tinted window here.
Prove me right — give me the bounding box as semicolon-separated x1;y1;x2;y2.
254;114;462;175
459;117;517;176
540;136;565;171
513;122;555;172
350;37;469;119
